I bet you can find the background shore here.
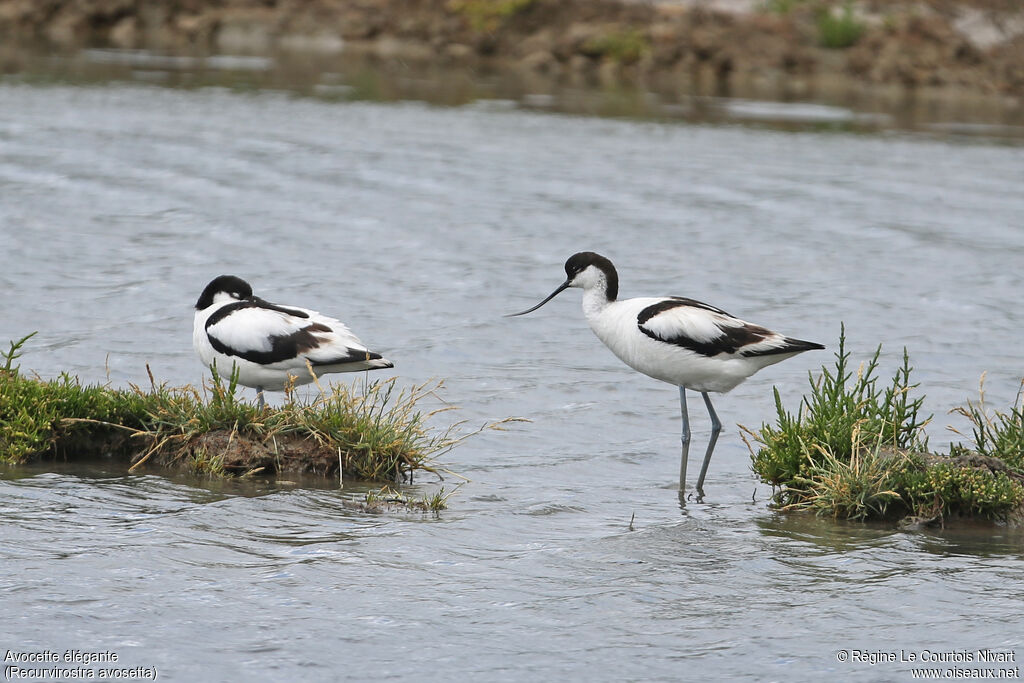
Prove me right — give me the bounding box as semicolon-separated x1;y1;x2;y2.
2;0;1022;104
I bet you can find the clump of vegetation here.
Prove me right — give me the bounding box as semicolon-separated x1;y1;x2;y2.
580;29;650;64
0;333;507;486
0;333;152;463
759;0;864;49
817;2;865;49
745;327;1024;523
748;325;929;490
447;0;539;33
762;0;809;15
362;484;460;513
950;376;1024;470
900;459;1024;521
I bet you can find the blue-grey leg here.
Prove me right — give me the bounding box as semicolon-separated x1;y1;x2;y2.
695;391;722;495
256;387;266;409
678;386;691;493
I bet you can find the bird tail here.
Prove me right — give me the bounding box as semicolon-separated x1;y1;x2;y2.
742;336;824;358
311;351;394;373
780;337;825;353
314;358;394;373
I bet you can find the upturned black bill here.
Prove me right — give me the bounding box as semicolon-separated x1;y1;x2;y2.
505;281;571;317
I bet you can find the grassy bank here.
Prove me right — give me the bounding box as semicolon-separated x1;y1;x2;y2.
745;327;1024;525
0;333;499;497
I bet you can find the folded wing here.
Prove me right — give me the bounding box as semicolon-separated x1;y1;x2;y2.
638;298;819;358
205;302;382;366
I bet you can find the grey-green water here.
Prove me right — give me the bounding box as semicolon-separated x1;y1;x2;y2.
1;73;1023;681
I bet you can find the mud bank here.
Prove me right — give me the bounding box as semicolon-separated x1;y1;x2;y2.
50;426;347;477
1;1;1022;101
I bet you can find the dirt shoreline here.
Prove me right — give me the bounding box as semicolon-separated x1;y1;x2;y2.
1;1;1022;102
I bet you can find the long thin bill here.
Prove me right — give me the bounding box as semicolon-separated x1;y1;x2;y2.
505;281;571;317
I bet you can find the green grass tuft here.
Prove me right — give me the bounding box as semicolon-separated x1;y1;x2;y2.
749;324;930;489
901;461;1024;520
580;29;650;64
363;483;460;513
761;0;809;15
746;326;1024;523
817;2;865;49
447;0;539;33
950;377;1024;470
1;333;512;484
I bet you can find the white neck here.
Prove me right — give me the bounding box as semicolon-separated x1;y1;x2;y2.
581;283;612;321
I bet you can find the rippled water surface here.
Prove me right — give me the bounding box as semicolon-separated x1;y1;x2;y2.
1;82;1023;681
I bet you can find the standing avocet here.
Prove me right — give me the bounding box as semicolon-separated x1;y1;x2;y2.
193;275;393;406
507;252;823;497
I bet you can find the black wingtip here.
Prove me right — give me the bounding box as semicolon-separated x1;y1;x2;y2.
742;337;825;358
786;338;826;352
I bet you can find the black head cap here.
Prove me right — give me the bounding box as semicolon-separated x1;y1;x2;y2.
195;275;253;310
564;252;618;301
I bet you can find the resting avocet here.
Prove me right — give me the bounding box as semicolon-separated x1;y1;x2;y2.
507;252;823;497
193;275;393;406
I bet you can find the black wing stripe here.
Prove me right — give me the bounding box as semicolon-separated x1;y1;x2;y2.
208;323;332;365
205;299;310;329
636;298;732;324
638;324;770;357
637;299;768;357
